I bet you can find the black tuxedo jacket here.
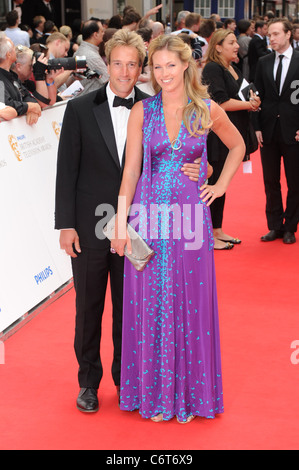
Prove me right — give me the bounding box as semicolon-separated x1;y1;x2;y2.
55;85;148;249
253;50;299;145
248;34;271;82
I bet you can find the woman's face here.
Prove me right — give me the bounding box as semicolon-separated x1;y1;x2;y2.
216;33;239;64
152;49;188;93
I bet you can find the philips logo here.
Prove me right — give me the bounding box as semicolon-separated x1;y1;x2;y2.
17;135;26;141
34;266;53;285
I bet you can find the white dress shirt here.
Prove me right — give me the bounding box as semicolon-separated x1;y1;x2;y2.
273;45;293;94
106;82;135;165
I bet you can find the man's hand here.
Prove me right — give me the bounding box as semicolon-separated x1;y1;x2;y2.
26;111;40;125
295;130;299;142
144;3;162;18
59;229;81;258
256;130;263;147
27;102;42;115
181;158;213;182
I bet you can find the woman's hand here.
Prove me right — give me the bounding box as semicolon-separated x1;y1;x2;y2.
248;90;261;112
110;217;132;256
181;158;213;181
199;183;225;206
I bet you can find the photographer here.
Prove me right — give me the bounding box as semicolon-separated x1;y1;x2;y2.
45;32;74;92
0;37;41;125
11;45;62;107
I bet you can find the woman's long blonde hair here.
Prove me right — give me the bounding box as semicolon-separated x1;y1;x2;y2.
148;35;211;136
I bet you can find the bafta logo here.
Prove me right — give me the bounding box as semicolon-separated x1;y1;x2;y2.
52;121;61;140
8;135;22;161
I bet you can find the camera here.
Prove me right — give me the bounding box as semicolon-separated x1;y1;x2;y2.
34;52;87;71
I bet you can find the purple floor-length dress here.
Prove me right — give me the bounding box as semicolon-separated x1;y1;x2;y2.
119;92;224;422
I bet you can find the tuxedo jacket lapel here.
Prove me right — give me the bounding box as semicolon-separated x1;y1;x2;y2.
93;85;120;170
93;84;148;172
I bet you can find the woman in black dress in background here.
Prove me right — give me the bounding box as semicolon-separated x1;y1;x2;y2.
202;29;260;250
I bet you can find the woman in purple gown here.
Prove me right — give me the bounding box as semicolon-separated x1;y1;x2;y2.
111;35;245;423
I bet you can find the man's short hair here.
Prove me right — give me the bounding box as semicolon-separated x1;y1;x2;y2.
185;13;201;29
10;45;33;71
224;18;236;28
199;19;216;38
122;10;141;26
44;20;55;34
237;19;251;34
105;29;146;66
0;37;14;61
82;20;101;41
137;27;153;44
177;11;190;25
6;10;19;27
268;17;293;42
46;32;69;45
255;20;266;31
33;16;45;29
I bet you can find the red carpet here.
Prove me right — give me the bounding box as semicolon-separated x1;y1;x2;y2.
1;150;299;450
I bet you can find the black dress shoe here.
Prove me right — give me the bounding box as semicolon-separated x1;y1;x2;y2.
283;231;296;244
76;388;99;413
261;230;284;242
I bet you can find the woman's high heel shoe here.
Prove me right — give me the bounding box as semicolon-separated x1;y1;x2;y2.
177;415;195;424
151;413;163;422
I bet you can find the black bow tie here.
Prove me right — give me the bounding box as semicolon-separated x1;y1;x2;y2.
113;96;134;109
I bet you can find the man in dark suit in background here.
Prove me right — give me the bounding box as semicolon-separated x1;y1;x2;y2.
55;29;201;413
254;18;299;244
293;24;299;50
248;20;271;82
22;0;57;27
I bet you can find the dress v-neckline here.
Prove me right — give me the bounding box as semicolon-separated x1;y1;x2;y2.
161;99;185;148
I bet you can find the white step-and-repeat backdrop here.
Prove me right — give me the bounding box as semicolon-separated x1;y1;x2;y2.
0;102;73;333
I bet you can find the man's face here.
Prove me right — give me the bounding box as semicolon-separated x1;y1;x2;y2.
107;45;142;98
268;22;291;53
16;54;33;81
52;39;70;58
260;24;268;37
192;21;201;33
7;40;17;64
94;22;104;46
293;27;299;42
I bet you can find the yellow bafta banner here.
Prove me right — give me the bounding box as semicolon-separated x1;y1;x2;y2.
0;102;72;333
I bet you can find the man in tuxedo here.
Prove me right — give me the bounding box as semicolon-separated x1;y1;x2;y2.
55;29;201;413
254;18;299;244
248;20;271;82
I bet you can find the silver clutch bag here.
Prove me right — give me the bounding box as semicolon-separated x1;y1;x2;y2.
103;214;155;272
